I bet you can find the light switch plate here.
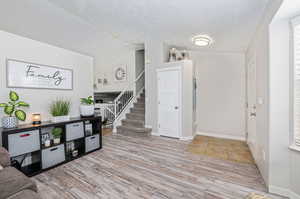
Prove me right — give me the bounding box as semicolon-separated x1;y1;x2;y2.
257;97;264;105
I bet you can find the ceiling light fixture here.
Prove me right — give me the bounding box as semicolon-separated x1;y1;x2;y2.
192;35;213;47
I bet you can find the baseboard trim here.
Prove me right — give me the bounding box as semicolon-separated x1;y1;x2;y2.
290;191;300;199
269;185;300;199
151;132;160;136
180;136;194;141
269;185;291;198
151;133;194;140
196;131;246;141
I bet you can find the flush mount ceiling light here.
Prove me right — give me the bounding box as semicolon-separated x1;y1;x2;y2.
192;35;213;47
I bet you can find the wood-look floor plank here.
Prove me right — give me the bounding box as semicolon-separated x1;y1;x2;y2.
33;134;285;199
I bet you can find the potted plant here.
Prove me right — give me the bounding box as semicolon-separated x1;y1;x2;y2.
80;96;95;117
0;91;29;128
52;127;62;144
50;99;71;123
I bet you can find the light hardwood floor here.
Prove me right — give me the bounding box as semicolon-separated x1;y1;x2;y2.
33;134;285;199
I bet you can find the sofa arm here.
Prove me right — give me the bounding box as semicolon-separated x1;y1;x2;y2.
0;147;10;167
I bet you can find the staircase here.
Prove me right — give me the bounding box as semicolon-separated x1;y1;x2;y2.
116;90;151;136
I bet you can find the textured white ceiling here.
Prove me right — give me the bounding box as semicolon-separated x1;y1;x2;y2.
274;0;300;19
0;0;270;54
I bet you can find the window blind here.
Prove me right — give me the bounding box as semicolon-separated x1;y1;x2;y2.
294;23;300;145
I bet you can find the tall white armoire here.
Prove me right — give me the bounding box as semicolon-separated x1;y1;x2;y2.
156;60;196;140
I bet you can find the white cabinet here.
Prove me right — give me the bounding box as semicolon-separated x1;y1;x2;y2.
157;60;195;139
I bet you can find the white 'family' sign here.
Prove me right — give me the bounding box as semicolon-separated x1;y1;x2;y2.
6;59;73;90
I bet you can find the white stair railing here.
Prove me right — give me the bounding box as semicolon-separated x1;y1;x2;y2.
98;70;145;128
95;103;115;127
114;70;145;120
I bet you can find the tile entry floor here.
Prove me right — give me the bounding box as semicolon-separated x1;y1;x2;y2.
188;136;255;164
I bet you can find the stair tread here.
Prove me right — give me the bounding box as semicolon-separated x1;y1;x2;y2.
134;102;145;105
117;125;151;133
131;107;145;111
127;112;144;116
122;118;145;123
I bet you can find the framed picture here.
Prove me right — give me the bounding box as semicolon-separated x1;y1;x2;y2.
41;133;50;145
6;59;73;90
113;65;127;82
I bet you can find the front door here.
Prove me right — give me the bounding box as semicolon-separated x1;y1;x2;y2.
157;68;180;138
247;57;257;155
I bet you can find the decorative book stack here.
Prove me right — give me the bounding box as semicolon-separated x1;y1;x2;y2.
295;133;300;146
295;137;300;146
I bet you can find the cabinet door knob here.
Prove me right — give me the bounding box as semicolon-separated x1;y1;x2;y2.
174;106;179;110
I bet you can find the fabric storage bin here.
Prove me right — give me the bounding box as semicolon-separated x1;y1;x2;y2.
42;144;65;169
8;130;40;157
66;122;84;141
85;134;100;153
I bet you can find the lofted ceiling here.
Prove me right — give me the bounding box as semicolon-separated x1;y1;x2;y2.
0;0;270;55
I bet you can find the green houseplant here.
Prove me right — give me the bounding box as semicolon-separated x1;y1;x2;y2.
80;96;95;117
0;91;29;128
52;127;62;144
50;99;71;123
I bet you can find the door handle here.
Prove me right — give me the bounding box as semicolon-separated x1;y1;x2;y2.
50;147;58;151
250;112;256;117
20;133;30;138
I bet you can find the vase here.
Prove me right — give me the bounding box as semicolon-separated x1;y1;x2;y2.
51;115;70;123
181;50;190;60
45;139;51;147
53;138;60;145
2;116;18;129
80;105;95;117
169;48;177;62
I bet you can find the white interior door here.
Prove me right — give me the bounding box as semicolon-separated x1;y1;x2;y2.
247;58;257;152
157;68;181;138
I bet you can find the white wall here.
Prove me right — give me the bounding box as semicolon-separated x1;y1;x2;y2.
290;150;300;197
190;52;246;140
144;40;164;133
246;23;271;185
0;30;94;126
269;18;291;195
145;41;246;140
245;0;283;186
268;8;300;197
93;48;135;93
247;0;300;198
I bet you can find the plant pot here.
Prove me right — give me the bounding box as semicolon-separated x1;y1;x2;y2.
80;105;95;117
53;138;61;144
51;115;70;123
2;116;18;129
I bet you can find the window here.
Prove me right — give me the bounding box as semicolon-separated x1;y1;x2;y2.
292;16;300;146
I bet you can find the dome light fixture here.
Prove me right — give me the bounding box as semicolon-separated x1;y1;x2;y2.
192;35;213;47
